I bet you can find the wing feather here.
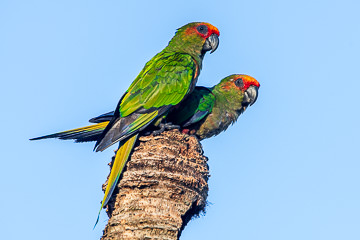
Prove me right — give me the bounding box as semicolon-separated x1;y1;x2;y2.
95;52;198;151
167;86;215;127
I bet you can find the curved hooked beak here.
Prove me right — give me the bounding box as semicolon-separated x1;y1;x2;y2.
242;86;259;107
203;33;219;54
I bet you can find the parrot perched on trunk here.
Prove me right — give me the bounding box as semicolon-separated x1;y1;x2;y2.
30;22;220;227
166;74;260;140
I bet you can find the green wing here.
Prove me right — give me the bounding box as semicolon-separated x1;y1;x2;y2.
167;86;215;127
95;52;197;151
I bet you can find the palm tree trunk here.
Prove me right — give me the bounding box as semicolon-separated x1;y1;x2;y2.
101;130;209;240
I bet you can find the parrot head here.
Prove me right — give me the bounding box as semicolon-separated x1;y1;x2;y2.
167;22;220;58
218;74;260;113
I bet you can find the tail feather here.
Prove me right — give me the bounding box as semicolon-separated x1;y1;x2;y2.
30;122;109;143
94;134;138;228
89;111;114;123
94;111;158;152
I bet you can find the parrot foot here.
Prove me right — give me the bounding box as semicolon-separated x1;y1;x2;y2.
182;129;190;134
181;128;196;135
152;122;180;136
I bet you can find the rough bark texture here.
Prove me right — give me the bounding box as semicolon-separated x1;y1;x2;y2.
101;130;209;240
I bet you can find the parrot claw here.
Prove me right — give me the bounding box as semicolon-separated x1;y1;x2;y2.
152;122;180;136
142;131;153;136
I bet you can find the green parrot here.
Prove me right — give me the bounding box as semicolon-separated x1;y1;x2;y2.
31;22;220;227
166;74;260;139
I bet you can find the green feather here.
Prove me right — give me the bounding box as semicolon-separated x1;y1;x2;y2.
119;53;196;117
167;86;215;126
167;74;259;140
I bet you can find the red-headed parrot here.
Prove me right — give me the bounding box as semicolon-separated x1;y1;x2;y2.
167;74;260;139
31;22;220;227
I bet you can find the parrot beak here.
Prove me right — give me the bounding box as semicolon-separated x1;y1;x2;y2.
203;33;219;54
243;86;259;107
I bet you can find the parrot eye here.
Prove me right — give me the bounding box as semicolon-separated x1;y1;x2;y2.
196;25;208;35
235;78;244;88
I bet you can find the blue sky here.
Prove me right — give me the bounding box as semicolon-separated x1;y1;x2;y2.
1;0;360;239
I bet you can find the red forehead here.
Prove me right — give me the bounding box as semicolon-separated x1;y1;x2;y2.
204;23;220;36
185;22;220;38
221;74;259;91
237;75;260;89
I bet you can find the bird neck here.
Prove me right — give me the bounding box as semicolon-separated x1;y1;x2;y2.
211;87;242;125
212;86;244;113
165;36;204;67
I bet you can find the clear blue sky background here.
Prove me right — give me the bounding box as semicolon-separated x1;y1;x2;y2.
1;0;359;239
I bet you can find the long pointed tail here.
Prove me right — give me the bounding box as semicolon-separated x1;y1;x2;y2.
30;122;109;143
94;133;138;228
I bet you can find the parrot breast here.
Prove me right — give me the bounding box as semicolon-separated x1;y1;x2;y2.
195;103;241;140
